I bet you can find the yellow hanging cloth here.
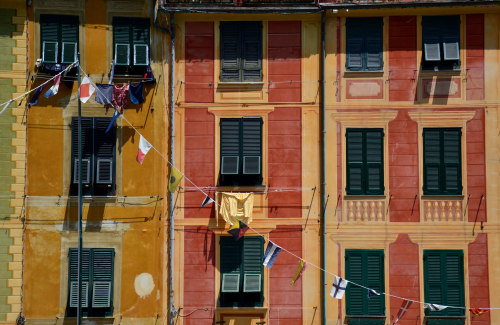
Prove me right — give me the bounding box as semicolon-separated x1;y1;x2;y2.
219;192;254;225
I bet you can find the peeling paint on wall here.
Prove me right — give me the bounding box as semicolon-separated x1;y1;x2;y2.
134;273;154;299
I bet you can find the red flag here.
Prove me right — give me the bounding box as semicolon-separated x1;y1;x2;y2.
470;308;489;317
393;300;412;324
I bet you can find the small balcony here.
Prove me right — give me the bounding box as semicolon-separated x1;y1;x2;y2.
422;197;464;222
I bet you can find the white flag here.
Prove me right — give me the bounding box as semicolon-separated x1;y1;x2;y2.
330;275;348;299
424;303;447;311
136;135;153;164
80;76;95;103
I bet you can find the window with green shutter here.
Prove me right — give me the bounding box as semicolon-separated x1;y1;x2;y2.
67;248;114;317
423;128;462;195
422;16;461;71
40;15;79;65
71;117;116;196
346;18;383;72
220;22;262;82
219;117;262;186
423;250;465;325
345;250;385;325
220;236;263;307
346;129;384;195
112;17;150;74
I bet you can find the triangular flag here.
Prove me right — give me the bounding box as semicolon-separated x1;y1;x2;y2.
136;135;153;164
227;220;249;241
470;308;489;317
200;194;215;208
367;289;381;299
80;76;95;103
0;100;13;116
290;259;308;285
393;300;412;324
44;74;61;98
29;83;47;106
424;303;447;311
262;241;281;268
168;167;183;192
330;275;348;299
105;109;120;134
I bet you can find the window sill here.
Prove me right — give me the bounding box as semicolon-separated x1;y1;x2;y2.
216;185;266;192
419;69;461;76
216;82;264;92
421;195;464;200
345;315;386;324
343;71;384;78
344;195;385;200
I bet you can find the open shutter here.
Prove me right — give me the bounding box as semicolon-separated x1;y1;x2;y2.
346;130;363;195
113;19;131;66
442;129;461;195
345;252;364;315
61;17;78;64
365;129;384;195
220;119;241;175
242;237;263;293
68;248;90;308
91;249;114;309
94;118;115;185
72;117;93;184
220;236;243;293
366;251;384;316
220;22;240;82
40;18;59;63
241;22;262;82
423;129;441;195
133;21;150;66
242;117;262;175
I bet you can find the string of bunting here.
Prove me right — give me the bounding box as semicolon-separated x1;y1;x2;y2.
3;62;493;320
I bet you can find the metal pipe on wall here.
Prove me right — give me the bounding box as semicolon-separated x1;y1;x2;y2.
320;10;327;325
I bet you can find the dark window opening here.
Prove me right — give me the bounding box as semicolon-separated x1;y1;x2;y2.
422;16;461;71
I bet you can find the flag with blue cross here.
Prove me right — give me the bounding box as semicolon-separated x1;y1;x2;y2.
329;275;348;299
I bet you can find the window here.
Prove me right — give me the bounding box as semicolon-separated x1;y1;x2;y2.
423;250;465;325
346;18;383;71
422;16;460;71
40;15;78;65
220;21;262;82
67;248;114;317
71;117;116;196
346;129;384;195
423;128;462;195
219;117;262;186
220;236;263;307
113;17;150;73
345;250;385;324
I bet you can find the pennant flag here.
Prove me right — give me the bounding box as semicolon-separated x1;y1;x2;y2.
136;135;153;164
63;61;78;77
29;83;47;106
105;109;120;134
80;76;95;103
200;194;215;209
168;167;183;192
470;308;489;318
227;220;249;241
367;289;381;299
290;259;308;285
330;275;348;299
0;100;13;117
424;303;447;312
393;300;412;324
43;74;61;98
262;241;281;268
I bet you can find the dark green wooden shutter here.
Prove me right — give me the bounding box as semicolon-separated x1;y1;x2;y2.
423;129;441;194
93;118;115;185
424;250;465;322
365;18;383;71
241;22;262;82
68;248;91;308
346;130;363;195
91;249;114;309
220;22;240;82
365;129;384;195
422;16;460;70
346;250;385;317
220;236;243;292
242;117;262;175
220;119;241;175
113;18;131;66
346;18;382;71
242;237;263;292
346;19;363;70
132;20;150;66
71;117;93;184
61;18;78;63
40;16;59;63
442;129;461;194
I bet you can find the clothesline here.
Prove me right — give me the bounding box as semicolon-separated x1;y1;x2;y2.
179;186;315;193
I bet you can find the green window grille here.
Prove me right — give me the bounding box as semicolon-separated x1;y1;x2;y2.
346;129;384;195
67;248;114;317
220;236;263;307
40;15;79;64
346;18;383;72
220;21;262;82
71;117;116;196
112;17;150;67
422;16;461;71
219;117;263;186
345;250;385;325
423;128;462;195
423;250;465;325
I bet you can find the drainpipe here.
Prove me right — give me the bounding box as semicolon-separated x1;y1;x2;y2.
320;10;327;325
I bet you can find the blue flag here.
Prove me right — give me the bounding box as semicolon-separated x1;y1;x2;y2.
105;109;120;134
262;241;281;268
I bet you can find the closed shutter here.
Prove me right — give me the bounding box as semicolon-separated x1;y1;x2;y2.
242;237;263;293
71;117;93;184
346;252;364;315
68;248;91;308
366;252;384;316
220;22;240;82
91;249;114;308
113;18;131;66
40;16;59;63
220;236;243;292
424;250;465;321
94;118;115;185
220;119;241;175
366;37;383;70
242;118;262;175
241;22;262;82
61;16;78;63
346;19;363;70
365;129;384;195
346;18;383;71
346;130;363;195
442;129;461;194
132;20;149;66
